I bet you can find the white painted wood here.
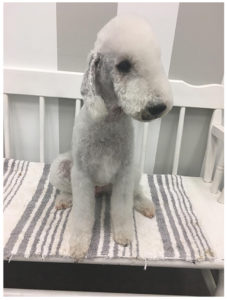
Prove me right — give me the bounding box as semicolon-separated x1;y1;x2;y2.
8;254;224;269
4;69;223;109
171;80;224;109
145;119;162;174
203;110;223;183
211;124;224;142
4;288;156;297
140;123;149;173
4;68;83;99
211;147;224;194
9;95;40;161
75;98;82;119
39;97;45;163
203;136;216;183
45;98;60;163
3;94;11;158
172;107;186;175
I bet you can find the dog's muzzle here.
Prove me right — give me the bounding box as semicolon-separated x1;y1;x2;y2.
141;103;167;121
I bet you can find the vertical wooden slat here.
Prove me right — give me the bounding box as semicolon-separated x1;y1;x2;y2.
172;107;186;175
140;122;149;173
3;94;11;158
210;145;224;194
39;96;45;162
75;99;81;120
203;109;222;182
146;118;162;174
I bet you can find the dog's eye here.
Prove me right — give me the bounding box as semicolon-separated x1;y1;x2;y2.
116;60;131;73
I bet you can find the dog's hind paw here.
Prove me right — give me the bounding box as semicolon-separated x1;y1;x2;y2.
69;234;90;261
113;226;133;246
114;235;132;247
69;245;87;261
134;195;155;218
55;194;72;210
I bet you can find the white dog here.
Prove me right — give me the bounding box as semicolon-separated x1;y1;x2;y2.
49;15;173;260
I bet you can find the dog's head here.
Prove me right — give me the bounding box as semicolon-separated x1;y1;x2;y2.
81;15;173;121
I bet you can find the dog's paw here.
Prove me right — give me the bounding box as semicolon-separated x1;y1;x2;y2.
69;243;87;261
113;225;133;246
55;194;72;210
69;234;90;261
134;195;155;218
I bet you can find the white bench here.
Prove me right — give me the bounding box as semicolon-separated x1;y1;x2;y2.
3;67;224;296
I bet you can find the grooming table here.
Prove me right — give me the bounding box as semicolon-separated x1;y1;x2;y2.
3;158;223;269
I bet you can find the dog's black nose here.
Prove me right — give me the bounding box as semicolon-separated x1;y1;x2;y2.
147;103;166;116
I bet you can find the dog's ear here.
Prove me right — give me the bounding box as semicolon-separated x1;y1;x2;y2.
81;51;100;99
81;51;108;120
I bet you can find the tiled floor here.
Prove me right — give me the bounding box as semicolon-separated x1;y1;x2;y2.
4;261;217;296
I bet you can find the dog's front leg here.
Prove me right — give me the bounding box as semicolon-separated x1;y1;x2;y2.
68;165;95;260
111;168;134;246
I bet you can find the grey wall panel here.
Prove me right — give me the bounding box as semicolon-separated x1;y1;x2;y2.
56;3;117;153
58;99;76;153
155;3;224;176
154;107;180;174
154;107;213;176
169;2;224;85
177;108;213;176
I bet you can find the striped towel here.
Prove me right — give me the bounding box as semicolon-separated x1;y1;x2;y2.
4;158;213;263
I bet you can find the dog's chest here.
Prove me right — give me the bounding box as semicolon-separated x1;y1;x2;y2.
77;120;132;185
74;112;134;185
83;134;123;185
89;153;121;185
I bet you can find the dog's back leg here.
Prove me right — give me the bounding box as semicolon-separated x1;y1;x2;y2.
49;151;73;209
133;169;155;218
134;183;155;218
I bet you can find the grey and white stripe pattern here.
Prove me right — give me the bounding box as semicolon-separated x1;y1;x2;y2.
4;159;213;262
4;159;30;211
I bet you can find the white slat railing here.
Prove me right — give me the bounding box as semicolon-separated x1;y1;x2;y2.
75;98;82;119
172;107;186;175
209;123;224;198
3;93;83;163
3;68;84;163
3;68;224;178
3;94;11;158
203;109;223;182
140;123;149;173
39;96;45;162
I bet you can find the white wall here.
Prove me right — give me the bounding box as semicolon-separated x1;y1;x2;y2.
4;3;59;162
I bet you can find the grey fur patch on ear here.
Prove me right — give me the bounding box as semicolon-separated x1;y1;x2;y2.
81;51;98;98
81;51;108;120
